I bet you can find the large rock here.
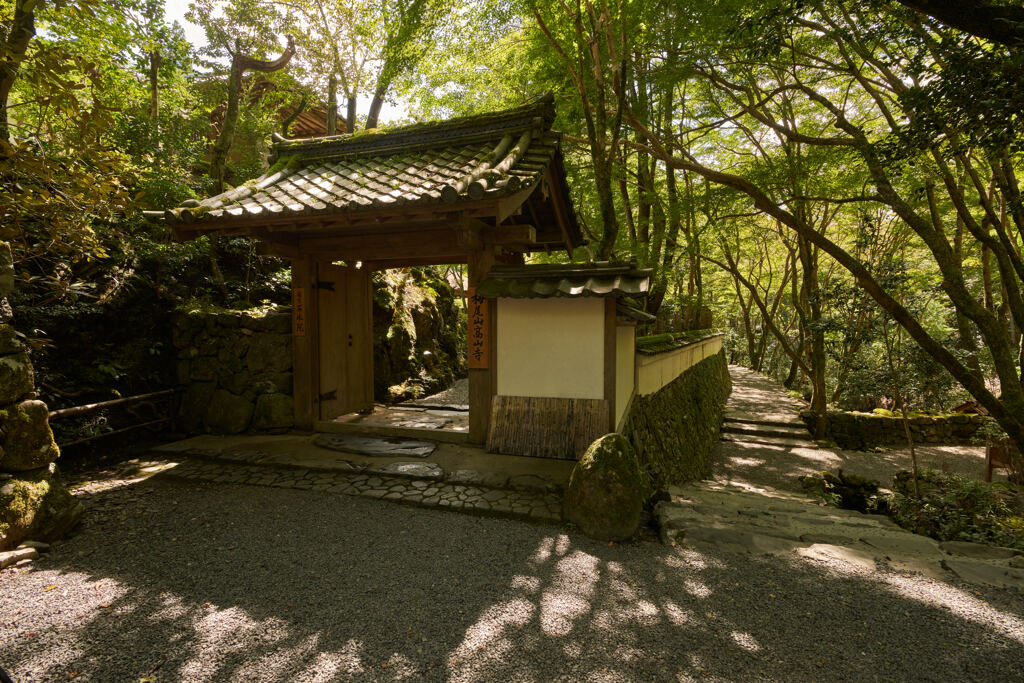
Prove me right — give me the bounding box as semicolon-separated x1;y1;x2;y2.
0;352;33;404
563;433;649;542
204;389;254;434
0;463;82;551
252;393;293;430
0;400;59;471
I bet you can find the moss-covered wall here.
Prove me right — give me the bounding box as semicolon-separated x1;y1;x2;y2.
621;349;732;487
803;409;986;450
172;305;294;435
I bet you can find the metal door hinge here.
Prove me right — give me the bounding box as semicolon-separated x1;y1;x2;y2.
318;389;337;402
314;280;335;291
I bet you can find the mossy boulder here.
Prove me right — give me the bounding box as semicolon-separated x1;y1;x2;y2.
0;463;82;550
204;389;254;434
0;324;21;355
0;352;34;404
0;400;59;472
252;393;293;430
563;433;650;542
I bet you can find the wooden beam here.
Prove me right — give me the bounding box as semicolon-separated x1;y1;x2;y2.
363;254;469;270
546;165;576;253
483;224;536;246
604;297;616;432
298;227;463;259
496;182;539;224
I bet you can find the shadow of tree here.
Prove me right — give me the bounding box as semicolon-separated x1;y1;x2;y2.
1;473;1022;681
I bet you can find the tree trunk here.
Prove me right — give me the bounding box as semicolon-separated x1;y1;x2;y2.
207;35;295;302
0;0;39;144
365;83;388;129
346;95;357;133
148;49;162;119
798;234;827;438
210;36;295;194
326;74;338;135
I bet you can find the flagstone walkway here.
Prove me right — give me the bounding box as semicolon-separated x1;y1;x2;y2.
657;366;1024;588
149;434;566;524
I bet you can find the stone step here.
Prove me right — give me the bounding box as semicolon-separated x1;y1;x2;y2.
721;423;810;440
723;414;806;429
720;432;817;448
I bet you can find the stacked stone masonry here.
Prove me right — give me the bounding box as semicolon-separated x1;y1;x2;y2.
0;241;82;551
173;307;294;434
801;409;987;450
621;349;732;487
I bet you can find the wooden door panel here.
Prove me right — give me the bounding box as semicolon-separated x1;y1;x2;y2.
317;263;373;420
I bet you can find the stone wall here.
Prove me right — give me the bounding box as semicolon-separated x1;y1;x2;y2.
801;409;987;450
173;306;294;434
0;242;82;551
621;349;732;487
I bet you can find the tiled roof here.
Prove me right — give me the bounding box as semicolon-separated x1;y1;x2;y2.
635;330;722;355
159;94;571;227
476;262;651;299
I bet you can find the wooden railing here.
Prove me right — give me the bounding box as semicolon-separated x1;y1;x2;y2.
47;389;177;448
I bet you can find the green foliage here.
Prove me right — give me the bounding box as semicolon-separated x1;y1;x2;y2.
889;469;1024;550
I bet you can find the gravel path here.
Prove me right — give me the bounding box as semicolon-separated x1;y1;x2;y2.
403;378;469;410
2;473;1024;681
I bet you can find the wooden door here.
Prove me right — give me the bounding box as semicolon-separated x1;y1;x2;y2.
317;263;374;420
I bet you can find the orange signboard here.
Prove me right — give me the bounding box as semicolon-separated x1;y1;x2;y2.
467;287;489;369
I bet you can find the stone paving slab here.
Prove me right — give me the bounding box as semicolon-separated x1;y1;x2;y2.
163;453;563;525
657;483;1024;588
312;433;437;458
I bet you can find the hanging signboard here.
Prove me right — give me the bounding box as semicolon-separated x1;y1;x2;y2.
467;287;489;369
293;287;307;337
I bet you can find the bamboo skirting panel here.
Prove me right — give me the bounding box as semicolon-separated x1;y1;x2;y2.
487;395;610;460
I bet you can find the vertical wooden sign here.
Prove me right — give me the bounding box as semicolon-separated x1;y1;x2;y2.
467;287;489;369
293;287;307;337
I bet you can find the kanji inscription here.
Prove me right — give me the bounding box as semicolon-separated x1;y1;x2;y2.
467;287;489;369
293;287;307;337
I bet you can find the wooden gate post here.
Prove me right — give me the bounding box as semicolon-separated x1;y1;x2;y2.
291;256;319;430
467;246;496;444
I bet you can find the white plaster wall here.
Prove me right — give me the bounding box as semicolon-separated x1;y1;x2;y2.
497;298;605;399
636;335;723;396
615;324;635;428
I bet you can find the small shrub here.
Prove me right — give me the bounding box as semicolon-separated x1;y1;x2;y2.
889;469;1024;549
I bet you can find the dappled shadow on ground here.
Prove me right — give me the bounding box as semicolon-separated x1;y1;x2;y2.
712;440;996;495
1;475;1023;681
